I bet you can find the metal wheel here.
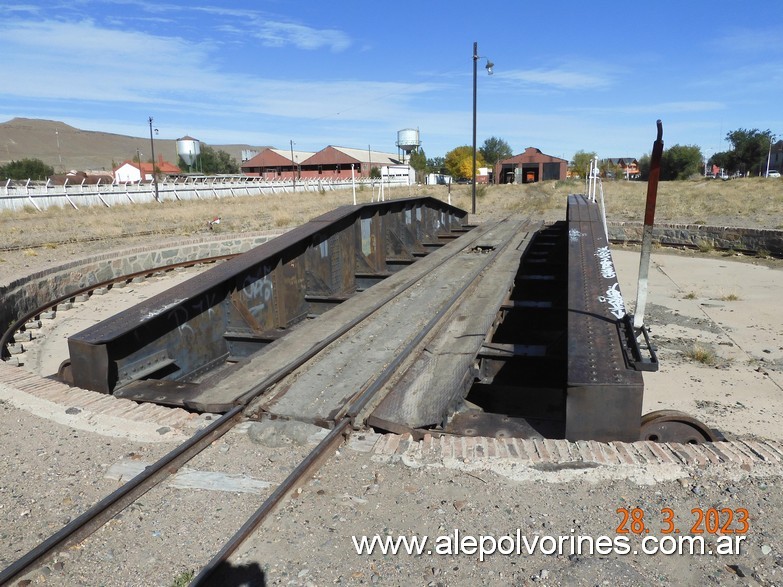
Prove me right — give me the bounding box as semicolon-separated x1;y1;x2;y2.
57;359;73;386
639;409;719;444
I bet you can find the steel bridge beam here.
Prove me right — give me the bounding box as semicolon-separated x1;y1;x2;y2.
67;197;468;399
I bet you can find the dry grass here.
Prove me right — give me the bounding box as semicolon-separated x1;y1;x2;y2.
682;343;718;366
1;177;782;251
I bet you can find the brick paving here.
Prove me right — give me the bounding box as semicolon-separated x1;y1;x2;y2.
2;361;781;475
371;431;783;472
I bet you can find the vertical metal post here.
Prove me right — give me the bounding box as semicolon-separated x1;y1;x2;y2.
351;163;356;205
633;120;664;331
766;135;774;177
290;140;296;191
148;117;159;202
471;41;478;215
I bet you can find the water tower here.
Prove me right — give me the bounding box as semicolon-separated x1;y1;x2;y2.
396;128;421;162
176;135;201;172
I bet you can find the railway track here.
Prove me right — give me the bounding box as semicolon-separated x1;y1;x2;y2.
1;209;526;585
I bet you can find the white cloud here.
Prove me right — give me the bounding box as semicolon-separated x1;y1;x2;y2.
253;21;351;52
499;67;614;91
710;28;783;55
0;18;433;123
568;101;726;116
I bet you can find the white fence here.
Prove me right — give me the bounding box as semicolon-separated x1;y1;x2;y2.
0;175;411;212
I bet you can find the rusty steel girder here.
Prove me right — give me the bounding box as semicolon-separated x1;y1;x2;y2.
66;198;468;402
565;194;643;442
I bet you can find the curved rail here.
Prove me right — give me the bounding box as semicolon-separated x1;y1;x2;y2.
0;253;237;361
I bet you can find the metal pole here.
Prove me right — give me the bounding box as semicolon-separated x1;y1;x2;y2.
290;140;296;191
148;117;159;202
766;135;774;177
351;164;356;205
471;41;478;215
633;120;664;331
55;131;62;171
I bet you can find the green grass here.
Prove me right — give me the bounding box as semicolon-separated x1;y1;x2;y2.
171;570;195;587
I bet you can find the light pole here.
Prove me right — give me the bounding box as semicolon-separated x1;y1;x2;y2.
766;134;775;177
472;41;494;215
148;116;159;201
55;130;62;171
290;139;296;191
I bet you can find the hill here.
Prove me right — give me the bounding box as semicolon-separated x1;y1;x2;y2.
0;118;270;172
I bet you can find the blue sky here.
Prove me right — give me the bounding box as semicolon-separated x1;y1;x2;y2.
1;1;780;161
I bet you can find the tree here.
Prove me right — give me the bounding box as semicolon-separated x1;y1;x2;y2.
599;160;622;179
571;150;597;179
479;136;512;167
637;153;651;180
427;156;446;174
660;144;703;180
710;128;773;175
444;146;485;180
408;148;427;182
199;145;240;174
0;158;54;180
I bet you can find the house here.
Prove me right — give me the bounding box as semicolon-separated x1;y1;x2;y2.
240;148;316;180
605;157;640;179
113;156;180;183
48;170;114;185
241;146;406;181
496;148;567;184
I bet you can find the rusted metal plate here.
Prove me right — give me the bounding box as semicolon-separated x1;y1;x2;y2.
565;194;643;441
113;379;205;408
442;411;546;440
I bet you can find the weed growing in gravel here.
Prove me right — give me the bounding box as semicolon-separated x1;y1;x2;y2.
719;293;740;301
683;291;697;300
171;570;194;586
683;343;717;366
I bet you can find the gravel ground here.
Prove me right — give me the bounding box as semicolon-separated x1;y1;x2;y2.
228;439;783;587
0;401;178;575
0;418;329;587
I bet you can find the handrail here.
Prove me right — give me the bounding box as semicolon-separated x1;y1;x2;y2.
0;176;401;212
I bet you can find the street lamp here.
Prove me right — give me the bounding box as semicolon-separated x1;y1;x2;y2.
55;130;62;171
472;41;494;215
148;116;159;201
766;134;775;177
290;139;296;191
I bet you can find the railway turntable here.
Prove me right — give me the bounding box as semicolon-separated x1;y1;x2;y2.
58;192;716;443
